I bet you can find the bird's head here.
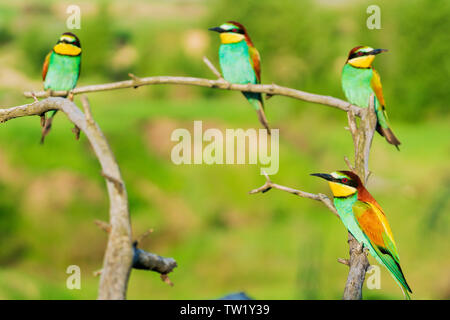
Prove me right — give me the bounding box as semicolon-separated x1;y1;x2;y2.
346;46;387;68
311;170;362;198
208;21;251;45
53;32;81;56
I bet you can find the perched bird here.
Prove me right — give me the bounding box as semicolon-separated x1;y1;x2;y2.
311;170;412;299
41;32;82;143
342;46;400;149
209;21;270;133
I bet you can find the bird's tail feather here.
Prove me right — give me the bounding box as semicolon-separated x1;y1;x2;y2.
40;110;58;144
244;92;271;134
375;248;412;299
377;124;401;150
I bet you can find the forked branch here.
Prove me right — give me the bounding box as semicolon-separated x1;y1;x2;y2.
22;57;362;116
249;171;338;218
250;95;378;300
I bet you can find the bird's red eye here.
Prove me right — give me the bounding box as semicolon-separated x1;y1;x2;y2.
357;52;364;56
232;28;239;32
342;178;348;183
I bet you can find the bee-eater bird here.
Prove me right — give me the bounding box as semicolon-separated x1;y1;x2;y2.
41;32;82;143
342;46;400;149
209;21;270;133
311;170;412;299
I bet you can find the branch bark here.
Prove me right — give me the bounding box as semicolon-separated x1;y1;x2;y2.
1;97;134;300
1;67;376;300
23;76;361;116
133;245;178;275
249;171;339;218
250;95;378;300
342;94;377;300
95;220;178;277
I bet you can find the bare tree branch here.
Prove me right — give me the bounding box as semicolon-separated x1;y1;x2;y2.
203;56;223;80
249;171;339;218
23;75;361;116
133;245;178;276
250;95;378;300
94;220;177;278
0;97;134;300
341;94;377;300
1;65;377;300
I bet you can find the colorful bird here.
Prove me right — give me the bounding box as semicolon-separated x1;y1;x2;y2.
209;21;270;133
41;32;82;143
342;46;400;149
311;170;412;299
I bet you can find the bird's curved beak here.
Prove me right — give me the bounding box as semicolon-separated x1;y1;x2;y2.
370;48;388;55
208;27;224;33
310;173;334;181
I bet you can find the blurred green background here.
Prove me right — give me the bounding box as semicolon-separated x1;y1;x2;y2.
0;0;449;299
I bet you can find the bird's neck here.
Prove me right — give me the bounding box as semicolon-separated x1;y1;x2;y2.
333;193;358;217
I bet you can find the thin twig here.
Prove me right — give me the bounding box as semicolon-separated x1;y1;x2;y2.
344;156;355;171
101;172;124;194
338;258;350;266
202;56;223;79
95;220;112;233
81;95;94;125
249;171;339;218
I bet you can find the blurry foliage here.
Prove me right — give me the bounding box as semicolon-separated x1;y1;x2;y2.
208;0;449;121
5;0;448;120
0;183;24;264
77;3;115;79
0;0;448;300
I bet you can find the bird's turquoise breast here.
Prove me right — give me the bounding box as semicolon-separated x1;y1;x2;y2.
219;41;257;85
342;64;378;109
44;52;81;91
334;194;378;258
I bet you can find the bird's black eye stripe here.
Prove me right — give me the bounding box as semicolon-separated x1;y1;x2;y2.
233;28;245;34
349;51;366;59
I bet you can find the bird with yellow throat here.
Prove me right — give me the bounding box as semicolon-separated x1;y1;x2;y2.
312;170;412;299
41;32;82;143
209;21;270;133
342;46;400;149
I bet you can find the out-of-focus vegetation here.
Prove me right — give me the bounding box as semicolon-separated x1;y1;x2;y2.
0;0;449;299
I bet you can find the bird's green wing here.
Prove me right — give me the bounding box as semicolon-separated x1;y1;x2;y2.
352;200;412;295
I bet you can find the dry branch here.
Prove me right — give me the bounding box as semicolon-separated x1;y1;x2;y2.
250;95;378;300
341;94;376;300
0;97;134;300
249;171;338;218
133;245;178;276
94;220;177;277
1;63;376;300
23;69;362;117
